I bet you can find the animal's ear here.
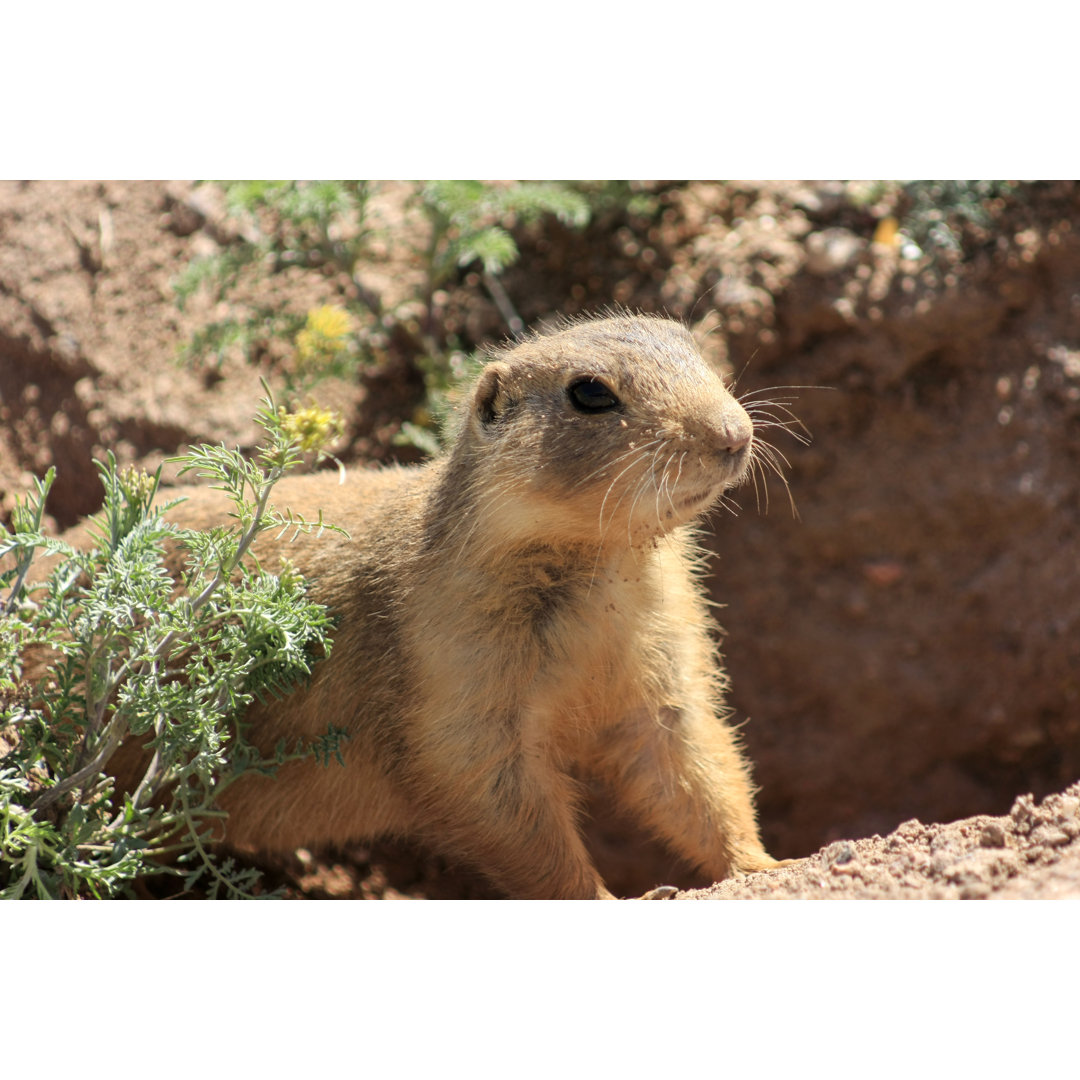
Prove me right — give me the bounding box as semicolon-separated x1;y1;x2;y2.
473;362;512;427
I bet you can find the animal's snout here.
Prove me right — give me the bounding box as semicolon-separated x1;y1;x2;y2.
723;427;753;455
704;400;754;457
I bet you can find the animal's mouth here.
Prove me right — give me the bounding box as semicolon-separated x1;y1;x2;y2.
675;462;747;514
676;486;718;512
657;486;721;527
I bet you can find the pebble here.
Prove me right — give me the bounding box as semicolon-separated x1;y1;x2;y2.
805;228;863;275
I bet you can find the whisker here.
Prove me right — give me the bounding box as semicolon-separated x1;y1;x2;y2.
746;453;767;514
575;437;664;491
652;449;680;531
626;464;657;548
745;410;811;446
598;449;654;535
742;402;812;446
727;347;762;394
755;438;795;475
669;451;687;519
750;438;799;519
749;420;811;448
738;383;823;399
717;493;741;517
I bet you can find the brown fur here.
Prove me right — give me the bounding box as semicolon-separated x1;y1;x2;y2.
54;313;784;898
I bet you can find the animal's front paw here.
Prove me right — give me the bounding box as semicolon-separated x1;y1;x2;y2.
735;851;799;873
636;884;679;899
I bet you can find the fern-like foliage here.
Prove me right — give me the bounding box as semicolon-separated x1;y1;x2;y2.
1;395;347;899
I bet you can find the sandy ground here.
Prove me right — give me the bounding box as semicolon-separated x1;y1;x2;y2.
683;781;1080;899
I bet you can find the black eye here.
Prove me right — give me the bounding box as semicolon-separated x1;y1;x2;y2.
568;378;619;413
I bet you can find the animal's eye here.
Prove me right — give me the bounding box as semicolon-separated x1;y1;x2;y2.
568;379;620;413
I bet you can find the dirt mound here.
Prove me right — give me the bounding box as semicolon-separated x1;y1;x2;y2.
686;781;1080;900
3;179;1078;898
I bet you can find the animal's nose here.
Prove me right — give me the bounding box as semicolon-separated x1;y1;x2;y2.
687;395;753;458
723;429;752;455
713;406;753;456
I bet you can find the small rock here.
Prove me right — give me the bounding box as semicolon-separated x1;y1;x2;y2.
166;200;205;238
930;832;959;854
930;853;955;876
805;228;864;275
1029;825;1072;849
1010;793;1037;830
979;822;1007;848
894;818;926;841
713;275;770;310
822;840;857;868
863;560;904;587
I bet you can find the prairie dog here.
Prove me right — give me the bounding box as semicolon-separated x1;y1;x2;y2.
101;314;784;898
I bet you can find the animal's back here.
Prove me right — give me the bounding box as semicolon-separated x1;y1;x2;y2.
154;465;432;850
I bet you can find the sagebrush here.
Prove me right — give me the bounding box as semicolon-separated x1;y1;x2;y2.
0;394;346;899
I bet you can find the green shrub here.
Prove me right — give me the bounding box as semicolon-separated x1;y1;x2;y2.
849;179;1023;258
898;180;1019;253
0;394;346;899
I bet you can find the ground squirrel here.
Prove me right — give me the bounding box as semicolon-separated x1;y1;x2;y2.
60;313;789;898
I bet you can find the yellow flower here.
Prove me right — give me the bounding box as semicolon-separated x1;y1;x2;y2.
277;404;345;455
872;216;900;248
277;557;301;591
295;305;352;372
307;305;351;340
119;465;156;506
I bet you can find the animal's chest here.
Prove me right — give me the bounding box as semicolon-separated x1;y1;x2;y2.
410;552;676;728
511;563;663;720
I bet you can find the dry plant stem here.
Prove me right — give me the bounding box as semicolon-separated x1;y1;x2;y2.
31;722;129;814
483;271;525;340
84;637;116;738
30;469;281;815
118;669;242;828
121;681;165;819
349;273;383;319
3;558;34;618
